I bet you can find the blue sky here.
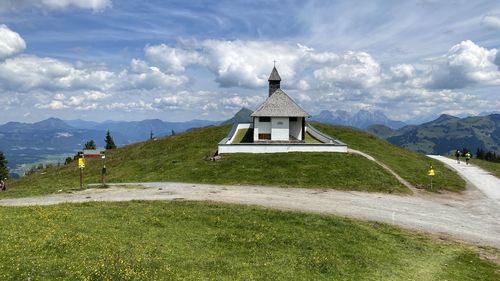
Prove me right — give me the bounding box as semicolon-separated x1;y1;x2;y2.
0;0;499;123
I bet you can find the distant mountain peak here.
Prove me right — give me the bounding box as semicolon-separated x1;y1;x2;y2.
438;114;457;119
33;118;72;130
222;107;254;125
310;109;406;129
430;114;459;124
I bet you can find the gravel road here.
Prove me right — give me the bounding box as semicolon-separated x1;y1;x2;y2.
1;179;499;248
428;155;500;203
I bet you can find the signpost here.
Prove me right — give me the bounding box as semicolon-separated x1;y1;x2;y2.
83;150;107;187
101;154;106;186
427;164;435;190
78;150;107;188
78;156;85;189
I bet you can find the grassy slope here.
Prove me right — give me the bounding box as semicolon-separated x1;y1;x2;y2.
3;123;467;198
313;123;466;191
471;159;500;178
4;125;406;198
305;131;322;143
0;201;498;280
232;128;253;143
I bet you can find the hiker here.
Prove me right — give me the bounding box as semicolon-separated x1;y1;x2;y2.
465;151;471;165
455;150;461;164
0;179;5;191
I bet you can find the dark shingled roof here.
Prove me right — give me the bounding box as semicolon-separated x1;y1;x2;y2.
268;66;281;81
251;89;310;117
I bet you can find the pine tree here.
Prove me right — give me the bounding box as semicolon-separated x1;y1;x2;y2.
105;130;117;149
476;148;485;160
84;140;96;150
64;157;73;165
0;151;9;180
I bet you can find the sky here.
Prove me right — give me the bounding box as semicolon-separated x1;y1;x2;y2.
0;0;499;123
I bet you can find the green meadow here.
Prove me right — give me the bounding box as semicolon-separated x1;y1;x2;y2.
0;201;498;281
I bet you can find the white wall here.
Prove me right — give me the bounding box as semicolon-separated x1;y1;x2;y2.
289;118;302;140
218;144;348;154
271;117;289;141
253;117;271;141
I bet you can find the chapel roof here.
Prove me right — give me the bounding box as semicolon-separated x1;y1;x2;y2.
251;88;310;117
268;66;281;81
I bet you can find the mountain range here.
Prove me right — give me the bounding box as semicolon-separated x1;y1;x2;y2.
310;110;407;129
366;114;500;155
0;118;218;175
3;109;497;176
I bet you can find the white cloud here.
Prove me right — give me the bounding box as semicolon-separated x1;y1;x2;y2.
35;90;111;110
106;100;154;111
390;64;416;81
153;90;217;111
200;40;307;88
2;37;499;122
36;100;68;110
144;44;205;73
0;25;26;60
143;41;383;91
221;95;264;109
153;95;183;109
0;55;187;94
313;51;381;88
481;14;500;29
119;61;188;90
302;47;339;64
0;55;115;91
427;40;500;89
0;0;111;12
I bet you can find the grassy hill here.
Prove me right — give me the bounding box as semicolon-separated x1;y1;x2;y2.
2;123;465;198
0;201;498;280
312;123;465;190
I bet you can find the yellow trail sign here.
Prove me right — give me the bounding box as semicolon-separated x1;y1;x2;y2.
78;158;85;168
428;169;435;176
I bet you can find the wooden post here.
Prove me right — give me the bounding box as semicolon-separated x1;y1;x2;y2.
101;154;106;187
79;168;83;189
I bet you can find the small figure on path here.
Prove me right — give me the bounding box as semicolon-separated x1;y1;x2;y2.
0;178;5;191
465;151;471;165
455;149;461;164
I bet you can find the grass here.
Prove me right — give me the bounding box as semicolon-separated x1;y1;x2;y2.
313;123;466;191
0;201;498;280
232;128;253;143
305;131;322;144
470;158;500;178
3;125;407;198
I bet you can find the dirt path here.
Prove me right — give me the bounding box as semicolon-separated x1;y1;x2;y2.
428;155;500;203
1;181;499;248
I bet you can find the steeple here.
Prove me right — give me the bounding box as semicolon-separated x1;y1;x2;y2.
268;66;281;96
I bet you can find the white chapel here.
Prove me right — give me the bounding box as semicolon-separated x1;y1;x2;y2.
251;67;310;143
218;66;347;154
